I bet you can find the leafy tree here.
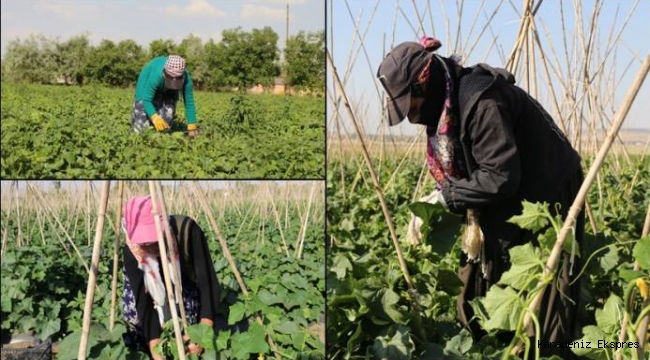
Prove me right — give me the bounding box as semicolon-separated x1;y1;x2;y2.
201;39;222;90
54;34;91;85
284;30;324;93
177;34;208;90
3;34;57;83
115;40;147;86
83;39;145;87
148;39;177;58
215;27;280;88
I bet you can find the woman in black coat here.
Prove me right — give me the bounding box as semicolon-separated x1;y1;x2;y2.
122;195;221;359
377;39;584;359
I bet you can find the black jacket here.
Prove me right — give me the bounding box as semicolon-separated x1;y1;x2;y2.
441;63;581;235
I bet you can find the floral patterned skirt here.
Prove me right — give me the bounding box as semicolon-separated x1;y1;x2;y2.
122;268;200;351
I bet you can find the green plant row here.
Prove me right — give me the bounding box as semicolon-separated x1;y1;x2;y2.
326;156;650;359
1;205;325;360
1;83;324;178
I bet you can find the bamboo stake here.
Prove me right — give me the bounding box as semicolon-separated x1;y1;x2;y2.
191;182;281;359
86;182;91;246
35;198;46;246
267;184;291;258
109;181;124;332
78;181;110;360
296;182;316;259
512;55;649;356
14;181;23;247
148;181;186;360
154;181;188;332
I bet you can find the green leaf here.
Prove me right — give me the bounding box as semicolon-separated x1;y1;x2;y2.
57;329;98;360
39;318;61;341
370;325;414;360
1;294;12;312
507;201;549;232
187;322;215;350
357;288;407;325
17;317;36;333
230;322;269;359
498;244;542;290
437;269;463;296
201;349;219;360
480;286;523;331
216;330;230;351
618;268;645;283
537;227;556;254
633;236;650;270
571;326;609;359
273;320;300;335
599;247;619;274
257;288;283;306
444;328;473;355
331;253;353;280
595;294;623;336
409;201;462;255
340;218;354;232
228;302;247;325
409;201;440;224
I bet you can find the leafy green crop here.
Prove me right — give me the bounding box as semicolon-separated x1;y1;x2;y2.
1;200;324;359
327;156;650;359
1;83;324;178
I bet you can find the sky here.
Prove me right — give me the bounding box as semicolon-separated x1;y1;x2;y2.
0;0;324;55
328;0;650;135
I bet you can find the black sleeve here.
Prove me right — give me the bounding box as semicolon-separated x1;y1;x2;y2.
123;246;162;343
442;102;521;212
186;218;221;322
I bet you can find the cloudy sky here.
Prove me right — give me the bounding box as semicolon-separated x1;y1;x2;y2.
1;0;324;55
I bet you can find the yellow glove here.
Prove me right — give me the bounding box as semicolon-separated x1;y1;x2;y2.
151;114;170;132
187;124;199;139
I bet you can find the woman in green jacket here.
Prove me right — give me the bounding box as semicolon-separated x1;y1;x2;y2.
131;55;199;138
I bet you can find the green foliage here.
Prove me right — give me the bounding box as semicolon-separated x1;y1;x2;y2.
328;156;650;359
54;33;91;85
284;31;325;93
3;28;323;92
1;83;324;178
0;243;87;343
3;34;57;83
211;27;280;88
1;199;324;359
83;39;146;87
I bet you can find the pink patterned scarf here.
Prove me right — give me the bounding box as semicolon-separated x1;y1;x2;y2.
425;55;468;185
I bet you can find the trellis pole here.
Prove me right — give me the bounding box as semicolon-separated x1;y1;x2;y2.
108;181;124;331
78;181;111;360
148;181;187;360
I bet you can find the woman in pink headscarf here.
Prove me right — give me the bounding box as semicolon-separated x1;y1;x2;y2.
121;195;221;359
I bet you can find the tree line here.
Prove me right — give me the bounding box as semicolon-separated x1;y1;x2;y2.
1;27;324;93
